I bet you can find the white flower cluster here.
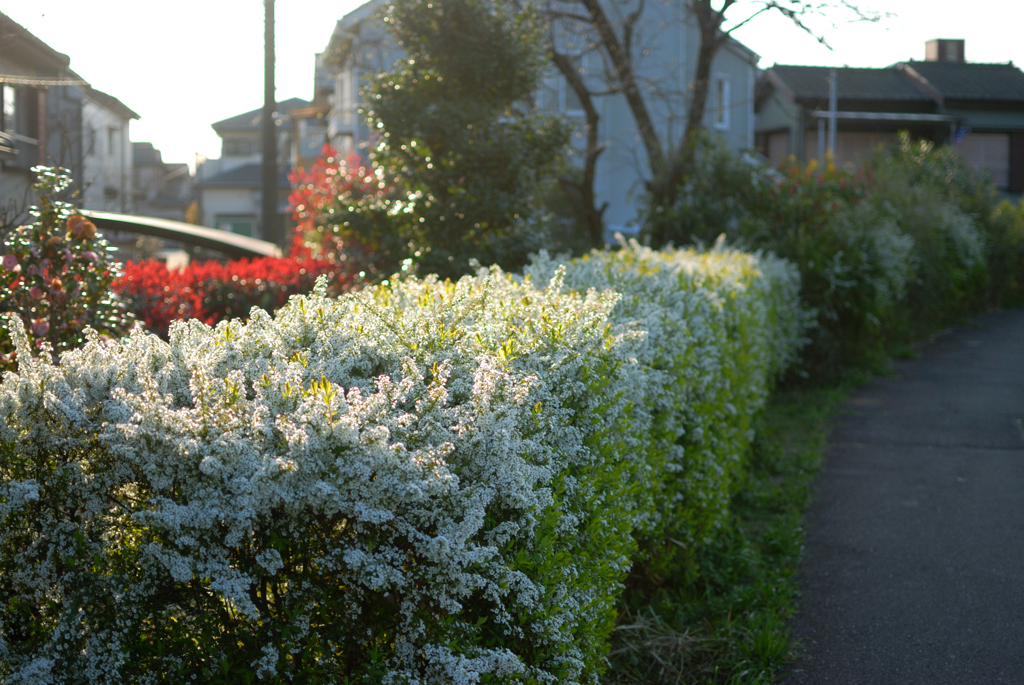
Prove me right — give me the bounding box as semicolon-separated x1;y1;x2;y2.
0;242;807;684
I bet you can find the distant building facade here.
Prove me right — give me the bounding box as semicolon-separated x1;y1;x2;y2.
81;87;139;213
132;142;194;222
196;97;310;238
756;40;1024;193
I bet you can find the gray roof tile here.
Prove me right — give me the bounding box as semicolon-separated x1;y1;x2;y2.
212;97;311;132
905;60;1024;102
770;65;931;102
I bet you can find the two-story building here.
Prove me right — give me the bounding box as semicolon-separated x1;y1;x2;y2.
1;11;144;233
195;97;310;238
81;86;139;213
0;12;91;227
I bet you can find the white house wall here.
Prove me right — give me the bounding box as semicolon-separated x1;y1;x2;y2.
554;0;759;233
81;99;133;213
201;187;259;230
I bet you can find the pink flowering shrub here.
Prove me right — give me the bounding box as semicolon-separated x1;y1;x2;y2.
0;167;133;370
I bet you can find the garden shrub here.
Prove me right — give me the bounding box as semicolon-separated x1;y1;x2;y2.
113;254;349;339
866;134;1007;319
866;161;986;337
644;130;768;250
987;197;1024;307
749;161;914;376
288;145;401;278
642;133;1010;379
645;138;912;378
358;0;570;280
0;241;805;683
0;167;133;372
0;269;640;684
525;239;809;576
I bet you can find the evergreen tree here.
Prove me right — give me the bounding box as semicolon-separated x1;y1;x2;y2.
362;0;569;279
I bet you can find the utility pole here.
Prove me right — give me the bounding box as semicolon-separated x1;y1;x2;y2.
261;0;280;245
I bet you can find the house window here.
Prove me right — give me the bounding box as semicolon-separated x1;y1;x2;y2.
108;127;119;158
713;76;730;130
215;214;256;237
1;86;39;140
1;86;14;133
537;47;588;151
561;53;587;118
223;137;260;156
338;70;352;113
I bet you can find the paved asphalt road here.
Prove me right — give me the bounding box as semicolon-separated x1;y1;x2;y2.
782;309;1024;684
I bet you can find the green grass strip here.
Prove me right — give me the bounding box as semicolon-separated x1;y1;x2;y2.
604;376;865;684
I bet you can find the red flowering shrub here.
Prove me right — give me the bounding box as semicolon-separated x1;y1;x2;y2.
289;145;381;259
111;146;394;338
114;254;349;339
288;144;405;277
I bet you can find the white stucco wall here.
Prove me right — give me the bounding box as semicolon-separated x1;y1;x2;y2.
81;99;133;213
200;187;260;231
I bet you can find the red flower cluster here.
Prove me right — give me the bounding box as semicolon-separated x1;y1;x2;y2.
288;144;389;264
113;255;350;339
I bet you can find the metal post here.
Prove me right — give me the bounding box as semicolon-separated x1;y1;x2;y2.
818;117;826;162
261;0;280;245
37;89;47;166
828;68;838;158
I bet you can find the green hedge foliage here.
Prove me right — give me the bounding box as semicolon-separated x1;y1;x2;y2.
645;132;1010;379
524;241;809;576
0;241;805;684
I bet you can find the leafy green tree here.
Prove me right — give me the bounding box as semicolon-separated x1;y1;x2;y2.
361;0;569;279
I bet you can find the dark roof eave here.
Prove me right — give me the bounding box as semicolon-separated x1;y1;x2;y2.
943;98;1024;108
806;110;959;123
85;86;140;121
0;13;72;73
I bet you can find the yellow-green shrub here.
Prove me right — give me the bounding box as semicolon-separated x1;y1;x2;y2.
525;239;809;574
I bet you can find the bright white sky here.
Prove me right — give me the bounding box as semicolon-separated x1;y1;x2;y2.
4;0;1023;171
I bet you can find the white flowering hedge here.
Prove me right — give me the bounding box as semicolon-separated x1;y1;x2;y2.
0;241;806;684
